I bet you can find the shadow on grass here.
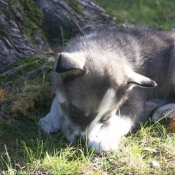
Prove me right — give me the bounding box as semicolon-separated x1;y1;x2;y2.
0;118;67;171
0;116;95;174
1;113;175;174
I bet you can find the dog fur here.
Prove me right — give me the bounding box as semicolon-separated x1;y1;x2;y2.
39;26;175;152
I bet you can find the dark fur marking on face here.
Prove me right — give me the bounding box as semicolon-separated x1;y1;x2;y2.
70;104;85;117
99;115;111;123
60;102;96;129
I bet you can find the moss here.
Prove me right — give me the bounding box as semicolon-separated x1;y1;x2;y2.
66;0;83;14
7;0;44;43
19;0;43;38
0;30;8;37
19;0;43;26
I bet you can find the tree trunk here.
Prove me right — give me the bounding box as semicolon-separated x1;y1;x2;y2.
0;0;114;74
0;0;47;73
34;0;114;41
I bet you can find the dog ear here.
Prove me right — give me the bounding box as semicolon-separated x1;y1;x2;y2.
55;52;86;77
126;68;157;90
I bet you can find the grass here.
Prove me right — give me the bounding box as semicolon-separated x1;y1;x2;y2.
94;0;175;29
1;0;175;174
0;118;175;174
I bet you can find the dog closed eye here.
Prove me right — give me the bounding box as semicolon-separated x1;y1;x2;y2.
70;104;84;117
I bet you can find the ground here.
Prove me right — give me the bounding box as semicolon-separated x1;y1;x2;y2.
1;0;175;174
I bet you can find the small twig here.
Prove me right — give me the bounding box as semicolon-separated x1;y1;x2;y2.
20;65;52;80
2;60;40;77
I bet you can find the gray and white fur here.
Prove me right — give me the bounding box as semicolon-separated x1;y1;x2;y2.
39;27;175;152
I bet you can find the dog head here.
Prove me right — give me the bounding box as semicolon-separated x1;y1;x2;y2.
54;51;157;132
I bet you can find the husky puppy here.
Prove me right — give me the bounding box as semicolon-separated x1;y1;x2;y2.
39;27;175;152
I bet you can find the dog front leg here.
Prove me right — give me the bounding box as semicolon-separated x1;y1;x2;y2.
39;97;62;133
88;111;133;153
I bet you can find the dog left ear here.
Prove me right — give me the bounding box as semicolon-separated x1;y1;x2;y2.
55;52;86;77
126;69;157;90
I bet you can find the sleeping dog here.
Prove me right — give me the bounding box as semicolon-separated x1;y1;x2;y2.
39;27;175;152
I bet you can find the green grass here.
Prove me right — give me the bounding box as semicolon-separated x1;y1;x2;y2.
95;0;175;29
1;1;175;174
0;119;175;174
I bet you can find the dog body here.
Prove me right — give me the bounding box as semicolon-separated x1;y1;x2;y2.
40;27;175;152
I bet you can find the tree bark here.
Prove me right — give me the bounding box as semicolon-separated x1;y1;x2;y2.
0;0;46;73
0;0;114;74
34;0;114;40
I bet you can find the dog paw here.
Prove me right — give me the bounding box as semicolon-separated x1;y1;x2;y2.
152;103;175;121
39;113;61;133
146;99;164;111
38;97;62;133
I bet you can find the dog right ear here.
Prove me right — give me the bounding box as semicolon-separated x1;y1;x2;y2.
126;68;157;90
55;52;86;79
